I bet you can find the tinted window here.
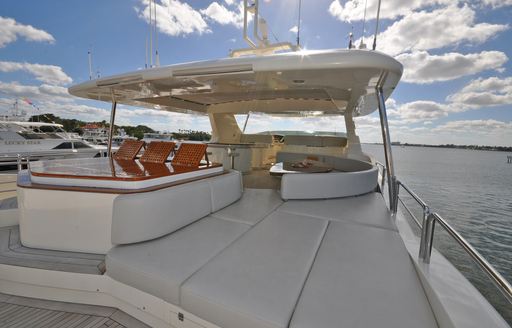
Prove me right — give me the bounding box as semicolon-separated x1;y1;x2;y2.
73;142;91;149
53;142;73;149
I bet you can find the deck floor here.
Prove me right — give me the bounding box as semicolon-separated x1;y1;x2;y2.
0;293;149;328
0;225;105;274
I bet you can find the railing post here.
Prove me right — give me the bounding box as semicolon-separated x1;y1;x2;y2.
107;89;117;158
17;154;22;171
375;73;397;213
419;209;435;263
392;178;399;213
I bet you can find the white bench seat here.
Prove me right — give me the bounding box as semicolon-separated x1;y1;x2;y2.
290;221;438;328
106;216;249;305
278;192;397;231
181;212;328;328
210;188;283;225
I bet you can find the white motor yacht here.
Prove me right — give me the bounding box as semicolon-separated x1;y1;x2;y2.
0;2;510;327
0;120;106;166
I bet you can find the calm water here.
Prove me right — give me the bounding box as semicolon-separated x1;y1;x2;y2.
364;144;512;321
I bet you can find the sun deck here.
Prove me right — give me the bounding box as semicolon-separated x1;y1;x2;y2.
3;181;440;327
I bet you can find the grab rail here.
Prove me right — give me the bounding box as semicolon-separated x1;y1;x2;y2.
395;180;512;305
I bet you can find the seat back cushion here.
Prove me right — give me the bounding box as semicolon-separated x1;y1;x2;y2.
112;179;212;244
280;167;378;200
209;170;243;212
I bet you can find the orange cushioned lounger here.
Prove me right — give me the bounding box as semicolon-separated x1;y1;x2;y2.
139;141;176;164
114;139;145;161
172;143;208;167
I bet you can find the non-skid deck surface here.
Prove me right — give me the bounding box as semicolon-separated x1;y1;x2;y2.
0;226;105;274
0;293;149;328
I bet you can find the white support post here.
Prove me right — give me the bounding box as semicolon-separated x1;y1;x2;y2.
107;90;117;157
375;73;397;213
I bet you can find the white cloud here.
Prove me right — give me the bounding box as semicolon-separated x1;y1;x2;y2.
328;0;450;22
0;16;55;48
0;61;72;85
201;1;246;28
480;0;512;8
136;0;209;37
433;119;512;133
289;25;298;33
386;76;512;124
374;5;508;56
447;76;512;107
0;81;73;102
397;51;508;84
389;100;453;122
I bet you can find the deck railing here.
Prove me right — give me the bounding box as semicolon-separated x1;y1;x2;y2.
394;179;512;305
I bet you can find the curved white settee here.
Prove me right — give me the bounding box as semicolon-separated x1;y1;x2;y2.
277;152;378;200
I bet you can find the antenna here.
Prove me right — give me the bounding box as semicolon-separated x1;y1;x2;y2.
154;0;160;67
145;37;148;69
296;0;302;47
372;0;382;50
149;0;153;67
359;0;368;49
88;49;93;80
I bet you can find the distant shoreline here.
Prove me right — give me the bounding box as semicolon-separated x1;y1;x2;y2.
366;143;512;152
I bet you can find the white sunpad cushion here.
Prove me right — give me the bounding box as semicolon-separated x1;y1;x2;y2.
290;221;437;328
106;216;250;305
278;192;397;231
210;188;283;225
181;211;328;328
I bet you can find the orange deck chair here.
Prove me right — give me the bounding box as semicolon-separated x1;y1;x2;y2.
114;139;145;161
172;143;208;168
139;141;176;164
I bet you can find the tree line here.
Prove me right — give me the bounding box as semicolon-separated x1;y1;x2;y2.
29;114;211;141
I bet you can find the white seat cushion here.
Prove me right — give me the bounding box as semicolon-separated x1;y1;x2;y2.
278;192;397;231
181;212;328;328
280;167;378;200
210;188;283;225
290;221;437;328
112;179;212;244
106;216;249;305
209;170;243;212
111;171;243;245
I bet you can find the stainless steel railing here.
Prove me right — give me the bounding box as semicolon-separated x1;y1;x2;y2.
395;179;512;305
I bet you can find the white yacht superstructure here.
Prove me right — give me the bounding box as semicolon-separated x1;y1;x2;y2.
0;2;510;327
0;120;105;166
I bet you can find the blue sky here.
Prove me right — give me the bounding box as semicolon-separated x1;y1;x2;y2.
1;0;511;145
